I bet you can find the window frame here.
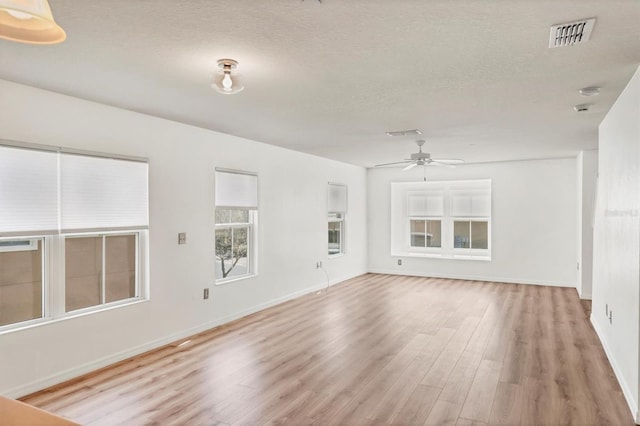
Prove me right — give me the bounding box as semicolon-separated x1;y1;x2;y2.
390;179;491;261
452;218;491;253
328;212;345;257
62;230;143;315
0;141;150;334
327;183;348;258
408;218;443;251
214;210;256;285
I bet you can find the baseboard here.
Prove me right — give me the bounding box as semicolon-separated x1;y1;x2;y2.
367;268;574;288
590;314;639;424
5;271;363;399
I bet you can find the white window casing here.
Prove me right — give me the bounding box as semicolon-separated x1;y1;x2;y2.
391;179;491;260
0;142;149;333
214;168;258;284
328;183;347;256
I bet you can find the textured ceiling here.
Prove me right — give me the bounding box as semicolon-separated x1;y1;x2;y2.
0;1;639;167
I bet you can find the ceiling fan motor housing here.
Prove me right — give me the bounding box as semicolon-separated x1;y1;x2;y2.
410;152;431;161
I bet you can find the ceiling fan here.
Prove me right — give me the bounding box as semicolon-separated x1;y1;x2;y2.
374;140;464;170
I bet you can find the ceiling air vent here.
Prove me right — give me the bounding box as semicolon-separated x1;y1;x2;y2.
549;18;596;48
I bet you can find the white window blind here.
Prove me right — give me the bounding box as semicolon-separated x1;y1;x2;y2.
0;146;58;236
215;170;258;209
328;183;347;213
451;193;491;217
60;154;149;232
407;192;444;217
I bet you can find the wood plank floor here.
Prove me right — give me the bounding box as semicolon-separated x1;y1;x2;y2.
21;274;634;425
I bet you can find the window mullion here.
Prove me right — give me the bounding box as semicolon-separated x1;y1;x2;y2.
101;235;106;305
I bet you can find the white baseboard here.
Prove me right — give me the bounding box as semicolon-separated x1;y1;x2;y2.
590;314;639;424
367;268;573;288
4;271;363;399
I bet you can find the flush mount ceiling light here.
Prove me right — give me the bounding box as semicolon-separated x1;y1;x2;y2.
579;86;601;97
0;0;66;44
211;59;244;95
385;129;422;137
574;104;591;112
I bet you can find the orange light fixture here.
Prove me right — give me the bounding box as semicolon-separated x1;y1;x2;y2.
0;0;66;44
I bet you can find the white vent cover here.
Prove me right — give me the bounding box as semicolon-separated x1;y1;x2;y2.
549;18;596;48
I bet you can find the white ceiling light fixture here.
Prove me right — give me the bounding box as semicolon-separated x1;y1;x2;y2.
0;0;66;44
579;86;601;97
385;129;422;137
212;58;244;95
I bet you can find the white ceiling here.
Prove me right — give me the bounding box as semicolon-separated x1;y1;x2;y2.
1;1;639;167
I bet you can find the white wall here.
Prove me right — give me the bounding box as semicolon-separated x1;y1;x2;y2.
0;79;368;398
576;150;598;299
592;65;640;423
368;158;577;287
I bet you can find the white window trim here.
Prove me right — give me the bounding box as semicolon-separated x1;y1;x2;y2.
408;217;443;253
0;230;148;334
0;141;150;333
328;213;345;257
391;179;492;260
214;211;257;285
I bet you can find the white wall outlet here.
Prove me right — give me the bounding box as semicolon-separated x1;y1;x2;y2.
178;232;186;244
203;288;209;300
397;259;402;266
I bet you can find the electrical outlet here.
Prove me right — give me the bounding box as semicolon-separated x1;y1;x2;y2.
397;259;402;266
609;310;613;324
203;288;209;300
178;232;187;245
316;261;323;269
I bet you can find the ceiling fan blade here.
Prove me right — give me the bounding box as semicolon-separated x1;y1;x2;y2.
429;160;457;168
403;163;418;171
374;160;412;167
432;158;464;164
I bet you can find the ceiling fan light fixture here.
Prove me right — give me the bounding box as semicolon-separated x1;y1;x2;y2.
0;0;66;44
212;58;244;95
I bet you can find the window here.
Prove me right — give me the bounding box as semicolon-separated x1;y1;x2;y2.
0;144;149;331
215;210;252;281
328;213;344;255
453;221;488;249
0;238;44;327
407;191;443;251
65;233;138;312
390;179;491;259
328;183;347;256
410;219;441;248
215;169;258;283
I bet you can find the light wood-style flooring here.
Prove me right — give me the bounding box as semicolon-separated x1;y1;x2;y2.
22;274;634;425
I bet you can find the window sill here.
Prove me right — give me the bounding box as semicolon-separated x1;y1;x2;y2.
215;273;257;286
328;253;344;259
0;298;150;336
393;252;491;261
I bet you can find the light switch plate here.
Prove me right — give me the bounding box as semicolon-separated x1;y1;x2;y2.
178;232;187;244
